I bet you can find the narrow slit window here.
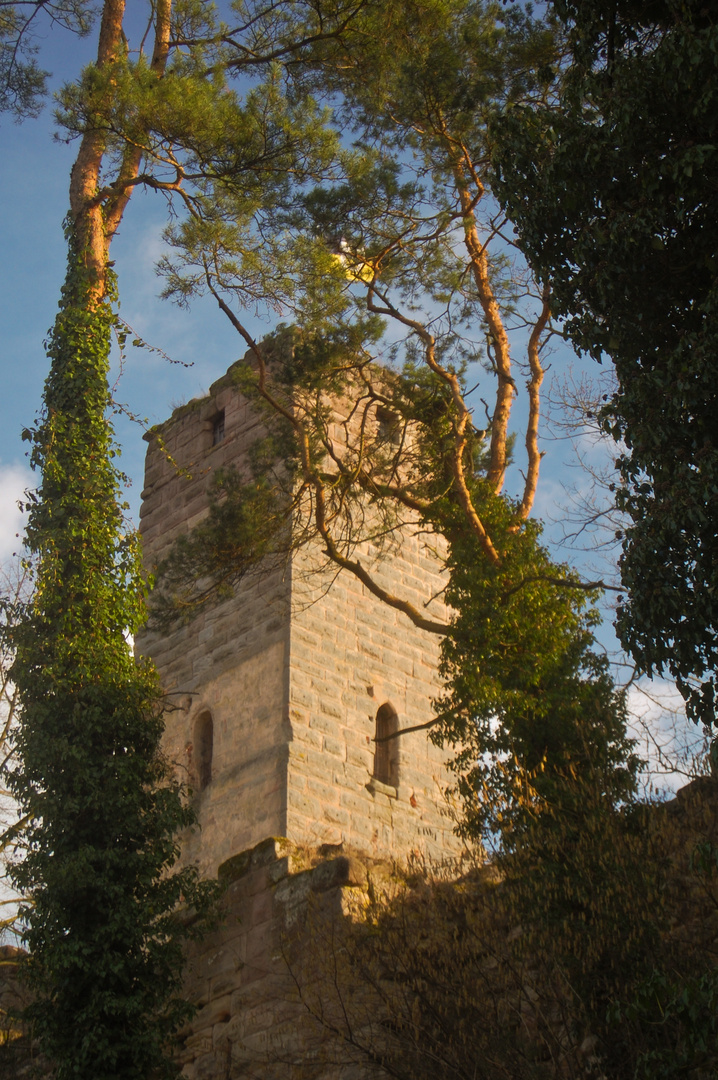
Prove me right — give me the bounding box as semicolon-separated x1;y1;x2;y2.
373;703;399;787
194;711;214;792
212;410;225;446
376;408;400;447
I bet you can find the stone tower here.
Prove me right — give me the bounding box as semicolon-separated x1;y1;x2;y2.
137;357;459;880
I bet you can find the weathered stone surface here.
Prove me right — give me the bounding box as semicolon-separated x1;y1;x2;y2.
137;356;462;877
176;841;387;1079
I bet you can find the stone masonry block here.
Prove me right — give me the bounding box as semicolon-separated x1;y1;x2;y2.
306;776;341;807
322;735;345;759
346;745;372;771
308;712;339;736
289;686;313;712
291;726;322;751
287;788;323;822
322;805;350;828
340;790;372;818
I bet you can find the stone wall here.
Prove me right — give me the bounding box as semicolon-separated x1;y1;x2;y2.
171;778;718;1080
0;841;393;1080
137;368;293;872
285;536;455;860
4;781;718;1079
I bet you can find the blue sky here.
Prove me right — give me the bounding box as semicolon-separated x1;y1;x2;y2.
0;18;621;621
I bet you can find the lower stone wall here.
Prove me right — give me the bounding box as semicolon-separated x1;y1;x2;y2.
177;837;396;1080
5;779;718;1080
0;945;37;1079
163;777;718;1080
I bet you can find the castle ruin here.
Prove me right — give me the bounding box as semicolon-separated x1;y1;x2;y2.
135;355;462;1077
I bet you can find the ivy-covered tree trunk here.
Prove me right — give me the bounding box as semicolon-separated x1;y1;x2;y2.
9;2;212;1077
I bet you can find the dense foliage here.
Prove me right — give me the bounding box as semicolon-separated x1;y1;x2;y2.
492;0;718;726
297;776;718;1080
436;493;638;846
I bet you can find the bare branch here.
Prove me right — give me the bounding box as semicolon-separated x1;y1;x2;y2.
514;286;551;524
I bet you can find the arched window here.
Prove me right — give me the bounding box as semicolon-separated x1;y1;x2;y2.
194;711;213;792
373;703;399;788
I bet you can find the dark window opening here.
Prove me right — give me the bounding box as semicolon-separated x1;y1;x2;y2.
212;410;225;446
373;703;399;787
376;408;401;447
194;711;213;792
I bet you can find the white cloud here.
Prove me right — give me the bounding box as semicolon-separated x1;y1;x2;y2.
0;462;32;564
